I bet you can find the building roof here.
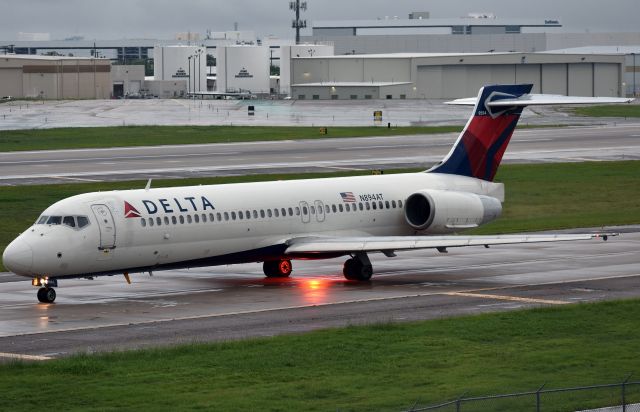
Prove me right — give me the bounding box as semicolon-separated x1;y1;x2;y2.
0;54;109;61
313;18;561;30
292;81;413;87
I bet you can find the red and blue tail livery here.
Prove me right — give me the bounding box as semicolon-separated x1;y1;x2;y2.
429;84;533;182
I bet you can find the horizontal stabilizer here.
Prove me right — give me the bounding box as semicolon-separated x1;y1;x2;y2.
447;94;634;106
285;233;615;255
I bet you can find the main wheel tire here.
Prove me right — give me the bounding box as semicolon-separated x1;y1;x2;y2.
263;260;292;278
37;287;56;303
343;258;373;281
343;258;357;280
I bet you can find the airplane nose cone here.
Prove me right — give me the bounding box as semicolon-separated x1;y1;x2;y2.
2;238;33;275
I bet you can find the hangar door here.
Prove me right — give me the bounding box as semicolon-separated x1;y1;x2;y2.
594;64;619;96
568;64;593;96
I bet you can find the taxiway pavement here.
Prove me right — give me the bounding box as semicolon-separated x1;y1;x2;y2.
0;228;638;359
2;124;640;185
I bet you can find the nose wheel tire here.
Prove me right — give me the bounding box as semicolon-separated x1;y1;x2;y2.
263;259;293;278
37;287;56;303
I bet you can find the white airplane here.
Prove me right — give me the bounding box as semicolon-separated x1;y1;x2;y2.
2;84;631;303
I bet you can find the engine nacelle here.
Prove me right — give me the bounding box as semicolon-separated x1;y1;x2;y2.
404;189;502;234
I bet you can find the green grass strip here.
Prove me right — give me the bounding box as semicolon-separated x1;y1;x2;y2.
1;161;639;272
572;104;640;118
0;125;463;152
2;299;640;411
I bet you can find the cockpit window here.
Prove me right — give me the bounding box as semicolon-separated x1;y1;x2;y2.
47;216;62;225
37;215;90;229
77;216;89;228
63;216;76;228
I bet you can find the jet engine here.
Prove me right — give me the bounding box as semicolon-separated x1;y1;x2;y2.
404;189;502;234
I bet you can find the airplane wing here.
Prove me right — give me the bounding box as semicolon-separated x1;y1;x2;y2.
446;94;634;106
284;233;613;255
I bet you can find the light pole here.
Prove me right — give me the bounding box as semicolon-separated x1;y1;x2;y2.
632;53;637;97
197;49;202;93
187;55;192;95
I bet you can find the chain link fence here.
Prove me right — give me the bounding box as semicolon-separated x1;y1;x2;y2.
406;378;640;412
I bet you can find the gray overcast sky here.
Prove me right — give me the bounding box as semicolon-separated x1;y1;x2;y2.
1;0;638;40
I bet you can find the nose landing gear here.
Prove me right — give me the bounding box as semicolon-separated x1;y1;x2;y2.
32;277;58;303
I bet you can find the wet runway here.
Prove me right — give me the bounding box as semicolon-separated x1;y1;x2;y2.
2;123;640;185
1;228;638;359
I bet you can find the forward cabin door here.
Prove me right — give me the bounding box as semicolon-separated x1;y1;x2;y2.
91;204;116;250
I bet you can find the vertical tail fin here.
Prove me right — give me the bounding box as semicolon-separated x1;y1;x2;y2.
428;84;533;182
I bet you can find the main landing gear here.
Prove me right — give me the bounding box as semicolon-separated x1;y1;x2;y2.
33;277;57;303
343;252;373;281
263;259;293;278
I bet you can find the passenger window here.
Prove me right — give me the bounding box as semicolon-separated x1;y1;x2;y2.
172;216;178;225
141;219;147;227
77;216;89;228
217;212;222;221
187;215;192;224
366;202;371;210
345;204;350;212
399;200;403;208
295;207;300;216
253;210;259;219
267;209;273;218
194;214;200;223
224;212;229;221
63;216;76;227
325;205;330;213
372;202;377;210
231;211;237;220
37;216;48;224
302;207;308;215
179;215;185;224
359;203;364;211
238;211;243;220
260;210;265;218
310;206;315;214
332;205;337;213
379;201;384;209
247;210;251;219
47;216;62;225
385;201;390;209
156;217;162;226
392;200;397;208
281;208;286;216
202;214;207;222
149;218;154;227
274;209;279;217
288;207;293;216
338;204;343;212
210;213;215;222
164;216;170;225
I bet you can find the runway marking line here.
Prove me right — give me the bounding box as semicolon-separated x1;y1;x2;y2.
444;291;568;305
0;352;52;361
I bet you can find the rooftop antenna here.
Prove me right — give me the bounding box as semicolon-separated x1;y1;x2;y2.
290;0;308;44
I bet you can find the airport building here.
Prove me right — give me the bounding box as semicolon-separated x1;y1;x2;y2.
0;54;111;99
290;52;626;99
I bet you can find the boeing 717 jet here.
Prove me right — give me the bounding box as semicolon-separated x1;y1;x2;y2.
2;84;631;303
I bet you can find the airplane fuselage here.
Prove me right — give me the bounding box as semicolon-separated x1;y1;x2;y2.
7;172;503;279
